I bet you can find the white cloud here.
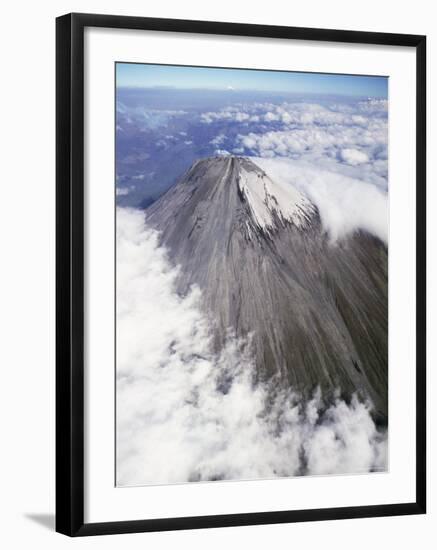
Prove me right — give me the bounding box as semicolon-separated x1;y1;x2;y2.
237;122;386;163
201;105;262;125
255;157;388;244
116;208;387;486
199;99;388;190
200;99;387;129
341;148;369;165
116;102;188;129
116;187;129;196
210;134;226;146
357;98;388;114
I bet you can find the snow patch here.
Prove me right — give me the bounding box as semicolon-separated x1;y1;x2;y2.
237;165;315;233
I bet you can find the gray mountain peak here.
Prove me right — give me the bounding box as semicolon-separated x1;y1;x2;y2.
146;156;388;420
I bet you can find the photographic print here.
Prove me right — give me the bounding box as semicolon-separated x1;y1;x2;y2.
115;63;388;487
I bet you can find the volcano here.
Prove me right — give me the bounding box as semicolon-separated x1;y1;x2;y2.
145;156;388;420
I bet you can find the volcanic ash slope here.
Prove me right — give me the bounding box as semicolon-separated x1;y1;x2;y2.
146;156;388;420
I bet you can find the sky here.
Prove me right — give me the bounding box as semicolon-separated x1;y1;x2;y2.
116;63;388;98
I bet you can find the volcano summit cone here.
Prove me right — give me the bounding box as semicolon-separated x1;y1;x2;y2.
146;156;388;419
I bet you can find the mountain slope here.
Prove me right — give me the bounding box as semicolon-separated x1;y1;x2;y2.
146;156;388;420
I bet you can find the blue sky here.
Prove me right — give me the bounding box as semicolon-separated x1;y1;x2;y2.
116;63;388;98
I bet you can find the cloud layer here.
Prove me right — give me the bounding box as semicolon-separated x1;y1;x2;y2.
254;157;388;244
117;100;187;129
204;99;388;190
116;208;387;487
199;98;388;244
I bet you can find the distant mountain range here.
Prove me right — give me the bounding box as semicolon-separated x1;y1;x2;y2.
146;156;388;421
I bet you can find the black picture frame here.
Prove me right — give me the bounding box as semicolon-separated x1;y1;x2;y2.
56;12;426;537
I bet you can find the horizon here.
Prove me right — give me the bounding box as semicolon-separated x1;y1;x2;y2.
116;63;388;98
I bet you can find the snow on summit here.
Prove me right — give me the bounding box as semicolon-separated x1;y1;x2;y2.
237;159;316;233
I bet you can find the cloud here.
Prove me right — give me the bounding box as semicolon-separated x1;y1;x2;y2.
341;148;369;165
116;101;188;129
199;99;388;190
116;208;387;486
200;105;260;125
116;187;129;196
210;134;227;146
237;122;386;165
200;99;387;129
255;157;388;244
214;149;231;156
